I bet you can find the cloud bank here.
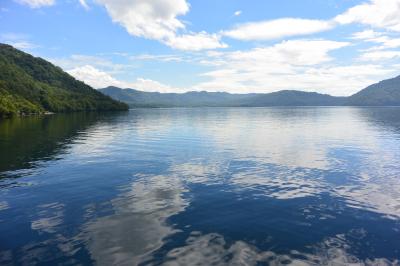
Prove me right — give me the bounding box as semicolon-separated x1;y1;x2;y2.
95;0;226;51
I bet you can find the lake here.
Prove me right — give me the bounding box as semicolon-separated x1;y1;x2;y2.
1;107;400;265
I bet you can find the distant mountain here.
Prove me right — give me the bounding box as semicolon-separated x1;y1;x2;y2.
237;90;345;107
101;75;400;108
347;75;400;106
0;44;128;117
99;86;252;107
100;87;345;107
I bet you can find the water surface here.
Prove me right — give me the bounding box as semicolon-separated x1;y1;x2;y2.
1;108;400;265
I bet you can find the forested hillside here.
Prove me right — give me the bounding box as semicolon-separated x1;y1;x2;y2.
0;44;128;117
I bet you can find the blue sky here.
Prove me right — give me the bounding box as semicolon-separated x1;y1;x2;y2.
1;0;400;95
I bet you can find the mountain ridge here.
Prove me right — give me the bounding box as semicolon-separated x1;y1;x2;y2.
100;75;400;107
100;78;400;108
347;75;400;106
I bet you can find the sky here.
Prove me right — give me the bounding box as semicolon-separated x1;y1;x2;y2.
1;0;400;96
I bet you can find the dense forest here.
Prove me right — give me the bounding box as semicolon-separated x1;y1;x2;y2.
0;44;128;117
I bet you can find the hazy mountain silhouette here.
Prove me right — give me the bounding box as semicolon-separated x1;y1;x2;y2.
101;76;400;108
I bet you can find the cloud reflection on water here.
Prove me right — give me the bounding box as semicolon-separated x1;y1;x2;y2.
82;173;189;265
164;231;397;266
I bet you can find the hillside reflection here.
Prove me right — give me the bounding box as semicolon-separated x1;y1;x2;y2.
0;113;127;175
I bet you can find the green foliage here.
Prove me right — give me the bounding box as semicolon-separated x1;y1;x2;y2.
0;88;43;116
0;43;128;117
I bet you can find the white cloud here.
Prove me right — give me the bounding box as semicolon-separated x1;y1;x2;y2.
14;0;55;8
131;54;184;62
132;78;182;93
51;54;129;74
360;50;400;61
193;39;396;96
356;34;400;51
351;30;400;58
67;65;183;92
67;65;125;88
351;29;383;40
227;40;350;66
234;10;241;16
335;0;400;31
0;33;38;50
95;0;225;51
95;0;188;41
223;18;335;41
78;0;89;10
165;32;227;51
8;41;37;49
223;1;400;42
377;37;400;49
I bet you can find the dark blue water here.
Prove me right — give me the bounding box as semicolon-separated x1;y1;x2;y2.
1;108;400;265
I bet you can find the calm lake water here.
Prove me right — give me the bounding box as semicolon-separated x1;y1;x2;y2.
1;107;400;265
